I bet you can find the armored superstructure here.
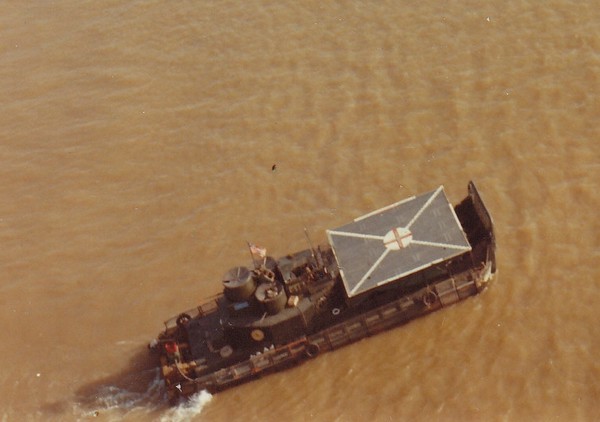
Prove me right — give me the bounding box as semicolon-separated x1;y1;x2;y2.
149;182;496;404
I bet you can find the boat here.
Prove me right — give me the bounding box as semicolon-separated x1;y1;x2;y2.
148;181;496;404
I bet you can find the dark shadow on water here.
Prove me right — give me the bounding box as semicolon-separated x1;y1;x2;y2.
38;400;71;417
40;346;168;418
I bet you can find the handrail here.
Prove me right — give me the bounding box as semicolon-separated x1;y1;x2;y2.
163;293;223;330
196;338;309;389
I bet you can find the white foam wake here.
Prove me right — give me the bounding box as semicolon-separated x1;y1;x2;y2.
96;370;163;411
73;368;164;420
159;390;213;422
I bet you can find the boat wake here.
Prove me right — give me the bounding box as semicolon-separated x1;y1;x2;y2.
93;369;164;410
74;368;212;420
73;368;164;419
159;390;213;422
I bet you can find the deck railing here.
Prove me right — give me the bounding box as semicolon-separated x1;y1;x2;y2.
163;294;223;330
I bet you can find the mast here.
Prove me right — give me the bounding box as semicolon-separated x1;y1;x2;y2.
304;228;323;267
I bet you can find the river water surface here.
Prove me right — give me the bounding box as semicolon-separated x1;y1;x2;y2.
0;1;598;421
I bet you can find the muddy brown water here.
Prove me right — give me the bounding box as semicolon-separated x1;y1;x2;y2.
1;1;598;420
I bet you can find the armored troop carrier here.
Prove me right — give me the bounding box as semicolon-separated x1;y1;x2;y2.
149;181;496;404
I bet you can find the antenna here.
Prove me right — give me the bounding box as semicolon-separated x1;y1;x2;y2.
304;228;315;258
304;228;323;267
246;241;258;269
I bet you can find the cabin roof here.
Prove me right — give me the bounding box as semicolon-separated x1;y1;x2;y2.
326;186;471;298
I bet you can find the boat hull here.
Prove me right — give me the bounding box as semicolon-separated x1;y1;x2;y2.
150;181;496;404
164;261;493;402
